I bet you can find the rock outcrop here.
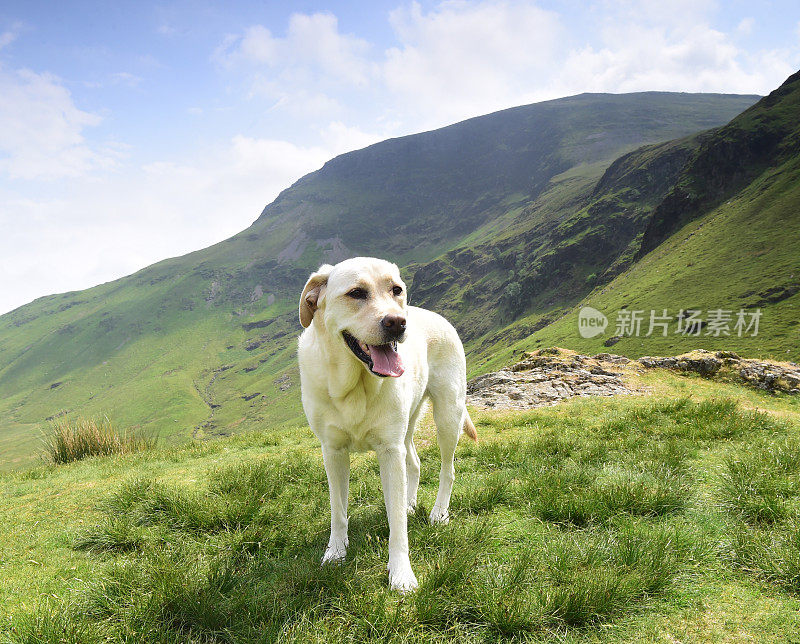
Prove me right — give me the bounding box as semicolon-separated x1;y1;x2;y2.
467;348;641;410
467;347;800;411
638;349;800;394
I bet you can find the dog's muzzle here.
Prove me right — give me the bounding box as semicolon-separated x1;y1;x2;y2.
342;330;405;377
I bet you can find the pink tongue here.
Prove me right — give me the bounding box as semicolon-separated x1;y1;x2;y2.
368;344;405;377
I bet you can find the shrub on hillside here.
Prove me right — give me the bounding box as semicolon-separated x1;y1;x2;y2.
42;417;154;464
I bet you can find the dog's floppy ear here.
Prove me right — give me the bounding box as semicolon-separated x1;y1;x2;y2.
299;264;334;328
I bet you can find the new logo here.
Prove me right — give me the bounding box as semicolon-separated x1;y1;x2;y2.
578;306;608;338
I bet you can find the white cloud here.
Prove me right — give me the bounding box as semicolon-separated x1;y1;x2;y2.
0;31;15;49
157;23;177;36
319;121;383;153
0;21;22;50
246;78;345;117
214;12;373;86
379;1;798;127
554;17;795;96
606;0;717;28
377;1;799;128
213;13;377;123
383;1;563;125
220;25;277;64
213;3;799;132
109;71;143;87
0;65;116;180
736;17;754;35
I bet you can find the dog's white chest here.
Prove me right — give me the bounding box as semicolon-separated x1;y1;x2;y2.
316;412;383;452
318;379;388;451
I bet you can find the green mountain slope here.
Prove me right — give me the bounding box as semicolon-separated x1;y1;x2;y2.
257;92;755;265
406;133;703;342
475;71;800;370
0;92;759;469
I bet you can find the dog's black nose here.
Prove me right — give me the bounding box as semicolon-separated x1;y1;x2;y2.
381;314;406;338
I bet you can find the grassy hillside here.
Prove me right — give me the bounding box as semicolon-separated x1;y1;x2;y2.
470;72;800;373
3;373;800;641
0;92;758;469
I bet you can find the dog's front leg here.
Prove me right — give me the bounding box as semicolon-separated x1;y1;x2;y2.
321;443;350;564
376;444;419;592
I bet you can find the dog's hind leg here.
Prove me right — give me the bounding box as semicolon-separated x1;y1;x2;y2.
405;400;427;514
428;392;465;525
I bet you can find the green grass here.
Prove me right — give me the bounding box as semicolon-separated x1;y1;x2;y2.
3;377;800;642
717;436;800;593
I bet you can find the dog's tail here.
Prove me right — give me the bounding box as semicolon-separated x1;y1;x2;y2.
462;411;478;442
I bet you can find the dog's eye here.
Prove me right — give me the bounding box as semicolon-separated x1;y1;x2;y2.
347;288;368;300
392;285;403;296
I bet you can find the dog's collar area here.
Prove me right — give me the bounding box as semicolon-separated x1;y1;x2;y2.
342;331;398;378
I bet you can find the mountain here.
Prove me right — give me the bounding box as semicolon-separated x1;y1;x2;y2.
468;71;800;372
0;91;760;469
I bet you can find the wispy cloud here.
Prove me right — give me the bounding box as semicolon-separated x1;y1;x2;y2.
382;1;563;125
0;21;22;50
0;66;117;180
110;71;144;87
736;17;755;35
157;23;177;36
214;13;374;86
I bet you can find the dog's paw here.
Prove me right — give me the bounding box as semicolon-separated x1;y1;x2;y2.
321;540;348;565
388;560;418;593
429;505;450;525
321;547;346;565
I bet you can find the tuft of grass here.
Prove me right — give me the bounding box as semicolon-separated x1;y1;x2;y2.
456;472;515;514
0;600;99;644
41;417;154;465
523;461;690;526
719;437;800;592
718;437;800;525
415;521;699;634
730;520;800;593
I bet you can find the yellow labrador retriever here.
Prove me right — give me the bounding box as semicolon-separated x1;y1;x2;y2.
298;257;477;592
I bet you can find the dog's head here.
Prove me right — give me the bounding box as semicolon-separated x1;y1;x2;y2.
299;257;408;377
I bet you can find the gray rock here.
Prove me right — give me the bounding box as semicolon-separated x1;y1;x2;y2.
468;351;641;410
638;350;799;394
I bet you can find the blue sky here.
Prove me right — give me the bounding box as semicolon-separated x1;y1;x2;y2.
1;0;799;315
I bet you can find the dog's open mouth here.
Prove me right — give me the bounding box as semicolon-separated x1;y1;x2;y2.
342;331;404;377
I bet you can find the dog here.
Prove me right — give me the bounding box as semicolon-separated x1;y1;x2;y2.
297;257;477;592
